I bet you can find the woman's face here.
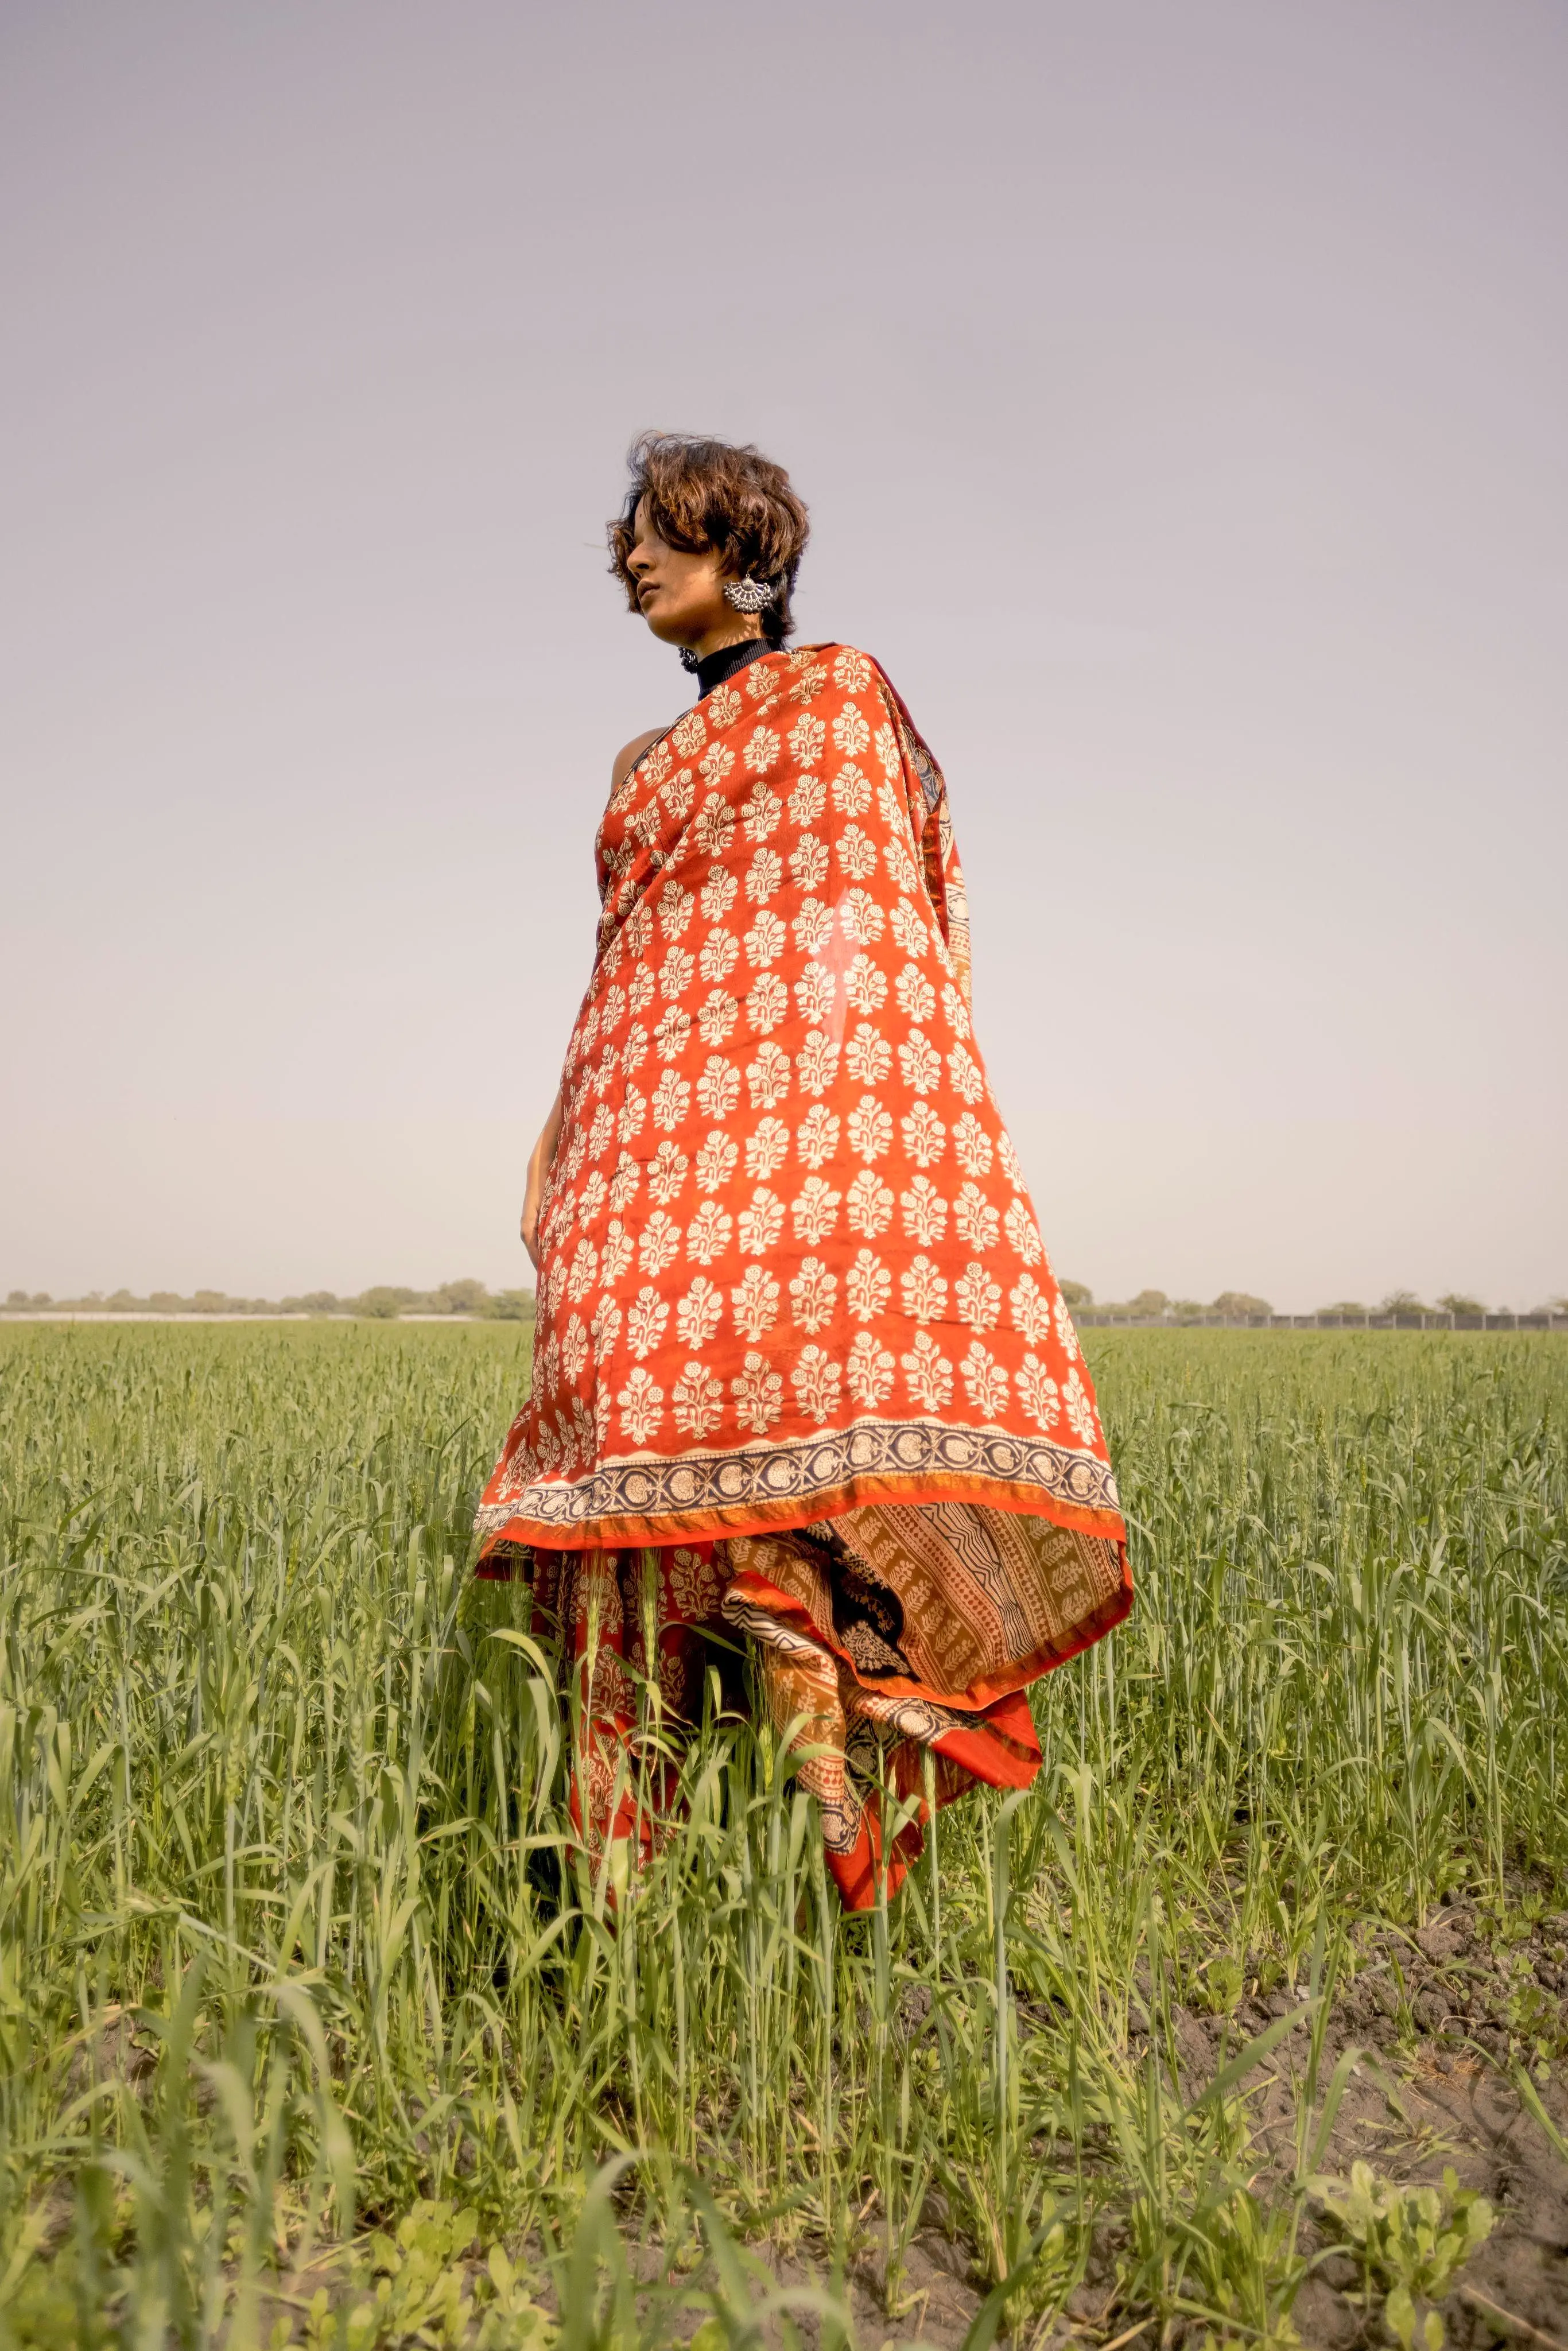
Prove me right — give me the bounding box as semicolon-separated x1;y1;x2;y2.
624;497;753;651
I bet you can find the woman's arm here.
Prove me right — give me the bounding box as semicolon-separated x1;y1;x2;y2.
519;1088;564;1271
521;733;662;1273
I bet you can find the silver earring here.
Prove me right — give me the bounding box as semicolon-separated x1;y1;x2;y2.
679;647;701;673
722;575;777;615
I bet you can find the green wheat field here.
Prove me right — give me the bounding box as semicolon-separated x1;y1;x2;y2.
0;1324;1563;2348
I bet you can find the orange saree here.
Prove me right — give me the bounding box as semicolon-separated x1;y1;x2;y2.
476;644;1130;1907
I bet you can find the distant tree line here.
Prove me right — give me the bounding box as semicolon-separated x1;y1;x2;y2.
2;1280;537;1321
1062;1286;1568;1324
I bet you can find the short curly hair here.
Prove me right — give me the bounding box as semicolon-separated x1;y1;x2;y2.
608;433;809;645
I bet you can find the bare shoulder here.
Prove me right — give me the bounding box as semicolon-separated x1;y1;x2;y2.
611;728;666;792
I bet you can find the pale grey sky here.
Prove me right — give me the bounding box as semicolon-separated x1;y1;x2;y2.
2;1;1564;1309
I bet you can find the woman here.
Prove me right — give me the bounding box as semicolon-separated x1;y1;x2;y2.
475;433;1130;1908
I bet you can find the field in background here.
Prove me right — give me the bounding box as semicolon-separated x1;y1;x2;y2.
0;1325;1564;2346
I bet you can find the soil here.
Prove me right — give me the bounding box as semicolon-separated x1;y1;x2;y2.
763;1898;1568;2349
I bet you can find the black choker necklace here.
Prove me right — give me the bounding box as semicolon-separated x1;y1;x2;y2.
686;638;773;697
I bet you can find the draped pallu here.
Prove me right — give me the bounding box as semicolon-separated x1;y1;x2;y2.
476;644;1131;1906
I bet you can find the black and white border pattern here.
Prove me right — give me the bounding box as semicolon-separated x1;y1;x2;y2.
475;1413;1121;1538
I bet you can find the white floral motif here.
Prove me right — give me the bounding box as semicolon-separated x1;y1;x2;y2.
601;1220;634;1282
743;725;780;774
833;700;871;756
700;866;738;920
579;1170;609;1223
884;836;921;895
671;709;707;758
651;1071;692;1132
791;1345;841;1423
832;762;872;817
791;1177;841;1245
961;1341;1009;1420
847;1095;892;1163
1016;1355;1060;1431
791;897;832;954
795;1104;841;1169
888;898;927;959
744;909;785;965
847;1170;895;1237
700;928;740;983
746;1041;790;1107
833;649;873;692
746;972;789;1034
617;1366;664;1445
1004;1200;1045;1265
900;1255;948;1323
566;1237;599;1303
901;1102;946;1167
901;1176;948;1246
672;1360;724;1440
952;1114;993;1177
795;1030;840;1096
731;1266;779;1339
746;848;783;903
698;738;735;785
639;1212;682;1276
557;1316;587;1382
695;1056;740;1118
591;1295;622;1365
840;889;885;947
618;1088;646;1146
646;1140;689;1203
641;738;673;788
705;686;740;732
899;1029;942;1093
895;964;937;1023
996;1131;1023;1188
1053;1295;1081;1361
746;1117;790;1180
789;713;826;765
874;721;902;779
694;1130;739;1193
627;1285;670;1360
794;964;835;1024
948;1044;985;1104
836;825;878;883
662;769;694;824
846;1248;892;1321
845;955;887;1015
744;781;782;840
787;772;826;825
685;1201;733;1265
744;661;775;700
845;1023;892;1086
658;883;694;938
954;1182;1000;1252
790;833;829;891
619;1025;647;1079
942;982;970;1039
731;1351;782;1434
693;794;733;857
1009;1274;1051;1345
600;983;627;1034
738;1188;785;1255
653;1008;691;1064
697;991;738;1046
789;1256;838;1334
1062;1367;1097;1446
626;961;655;1013
676;1277;723;1349
847;1332;895;1407
625;907;654;960
901;1332;953;1413
957;1262;1002;1332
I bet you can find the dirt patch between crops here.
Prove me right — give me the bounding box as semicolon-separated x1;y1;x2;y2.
756;1902;1568;2349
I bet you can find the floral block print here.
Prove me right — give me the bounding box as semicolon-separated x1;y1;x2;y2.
477;646;1127;1555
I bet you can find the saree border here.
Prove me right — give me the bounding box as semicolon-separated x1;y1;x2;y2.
474;1411;1123;1551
